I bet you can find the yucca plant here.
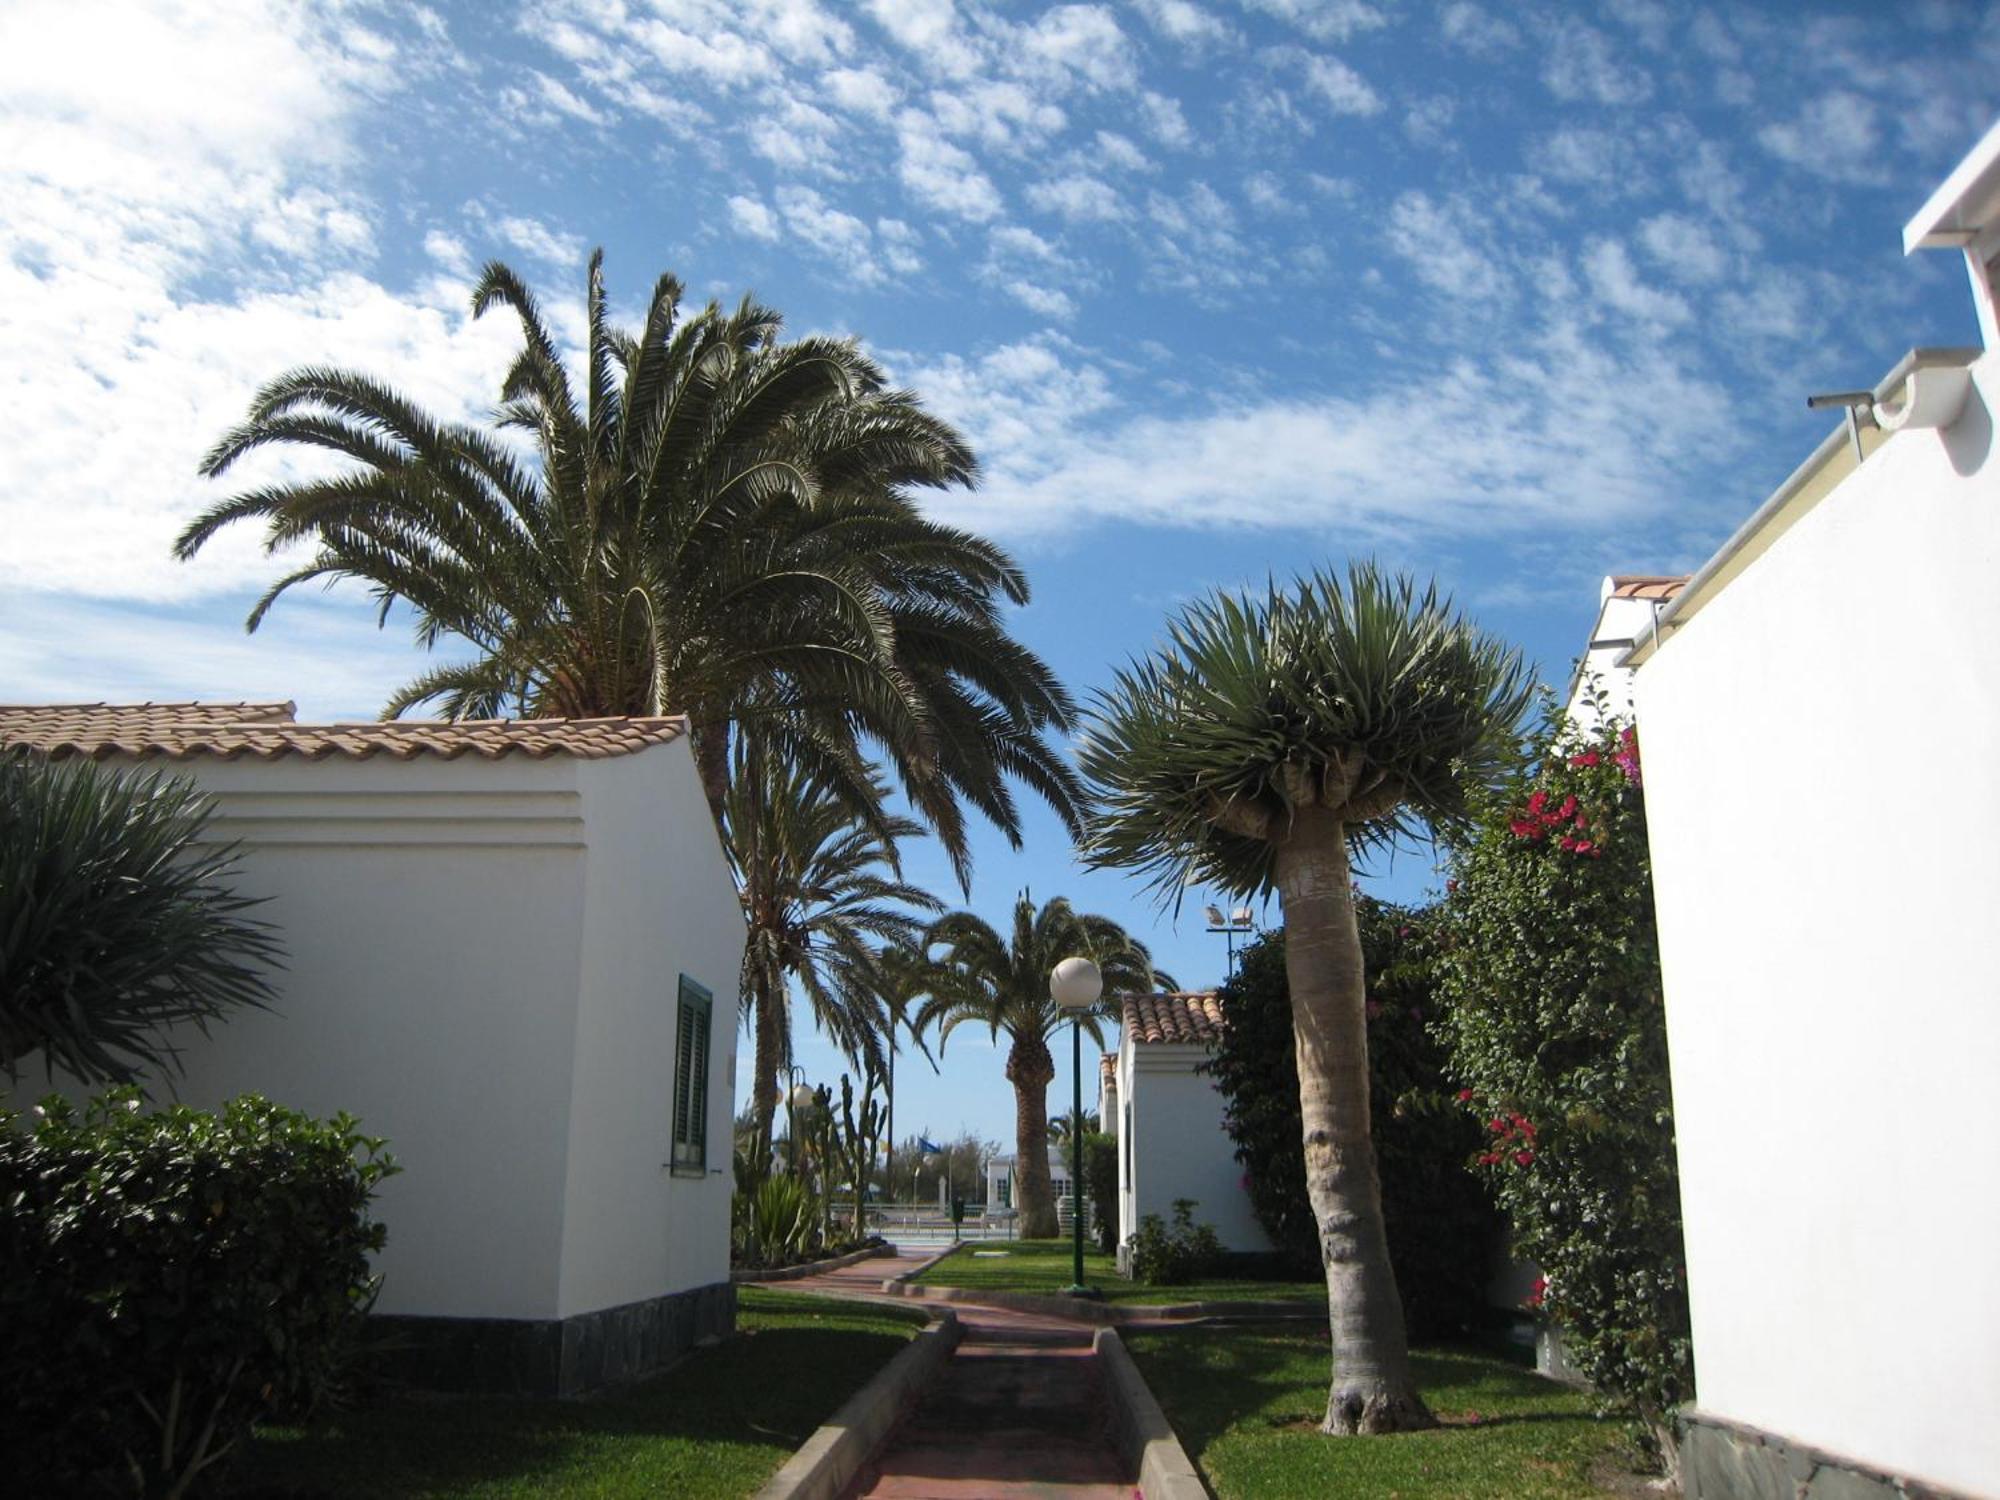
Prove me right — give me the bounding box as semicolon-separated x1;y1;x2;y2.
0;756;283;1087
1080;562;1530;1434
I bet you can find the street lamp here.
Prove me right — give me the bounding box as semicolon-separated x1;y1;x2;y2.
1205;904;1255;973
1050;955;1103;1297
785;1066;811;1175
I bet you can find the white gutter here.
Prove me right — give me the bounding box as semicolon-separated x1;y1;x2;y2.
1619;346;1980;670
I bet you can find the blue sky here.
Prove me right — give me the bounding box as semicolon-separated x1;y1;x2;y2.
2;0;1995;1148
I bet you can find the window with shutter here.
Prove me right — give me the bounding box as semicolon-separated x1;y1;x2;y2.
671;975;712;1175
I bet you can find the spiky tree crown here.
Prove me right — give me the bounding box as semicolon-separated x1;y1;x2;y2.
1081;561;1532;899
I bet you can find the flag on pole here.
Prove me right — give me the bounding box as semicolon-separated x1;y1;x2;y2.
917;1136;943;1155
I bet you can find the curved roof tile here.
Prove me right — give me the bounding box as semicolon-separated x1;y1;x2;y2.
1121;990;1226;1046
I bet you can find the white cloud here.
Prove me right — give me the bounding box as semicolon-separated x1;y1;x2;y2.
1581;238;1691;328
1404;95;1456;147
1138;90;1194;148
1016;5;1140;92
748;97;845;173
905;323;1734;548
775;185;890;285
494;213;587;268
1242;170;1296;215
1385;191;1510;302
1130;0;1235;47
877;218;925;276
1758;92;1886;184
1541;20;1654;106
1637;213;1729;284
1026;173;1128;223
1005;281;1079;320
926;81;1066;152
863;0;981;80
821;64;900;119
1298;51;1384;116
424;230;474;278
728;194;782;243
1438;1;1518;55
896;116;1005;221
498;69;609;128
1094;130;1153;173
1236;0;1387;44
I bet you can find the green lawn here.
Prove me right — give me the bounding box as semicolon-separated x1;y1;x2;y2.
222;1289;929;1499
919;1237;1325;1306
1125;1322;1639;1500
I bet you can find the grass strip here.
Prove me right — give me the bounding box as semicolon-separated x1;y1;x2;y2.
916;1237;1324;1305
223;1289;929;1499
1125;1321;1641;1499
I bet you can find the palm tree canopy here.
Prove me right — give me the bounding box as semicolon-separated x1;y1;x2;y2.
916;892;1175;1057
1079;561;1532;899
726;741;941;1076
176;251;1083;886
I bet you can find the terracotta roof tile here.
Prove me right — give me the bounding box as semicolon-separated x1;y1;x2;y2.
0;703;687;763
1121;990;1226;1047
1607;575;1690;601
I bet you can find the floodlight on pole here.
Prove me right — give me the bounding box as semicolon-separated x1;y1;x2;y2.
1205;903;1256;972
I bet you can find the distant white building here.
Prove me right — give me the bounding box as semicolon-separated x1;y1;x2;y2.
1623;122;2000;1500
985;1147;1071;1212
1563;575;1687;732
1;702;745;1398
1111;990;1270;1273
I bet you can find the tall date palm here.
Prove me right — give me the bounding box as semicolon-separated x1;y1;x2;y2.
918;893;1169;1239
724;740;940;1163
176;251;1082;885
1079;562;1530;1435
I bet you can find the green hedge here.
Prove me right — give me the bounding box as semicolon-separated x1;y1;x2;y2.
1;1089;395;1498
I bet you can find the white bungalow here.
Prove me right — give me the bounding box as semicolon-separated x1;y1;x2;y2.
1110;990;1270;1273
1622;122;2000;1500
0;702;746;1397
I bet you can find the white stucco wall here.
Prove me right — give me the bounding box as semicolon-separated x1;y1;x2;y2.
1567;591;1666;732
560;751;742;1317
1635;352;2000;1496
1118;1041;1271;1253
73;738;742;1326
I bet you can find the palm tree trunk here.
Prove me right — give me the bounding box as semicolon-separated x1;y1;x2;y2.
884;1048;895;1204
692;716;730;829
1007;1033;1058;1238
1273;805;1434;1435
751;980;784;1175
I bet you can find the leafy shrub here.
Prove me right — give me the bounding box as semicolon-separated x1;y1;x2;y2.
733;1172;822;1268
1201;907;1500;1336
0;755;283;1085
1082;1131;1118;1253
1433;710;1691;1463
0;1088;394;1498
1130;1199;1224;1286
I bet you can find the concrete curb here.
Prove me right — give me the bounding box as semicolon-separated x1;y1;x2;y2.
732;1243;895;1284
1094;1326;1211;1500
880;1280;1319;1326
877;1238;971;1290
750;1310;963;1500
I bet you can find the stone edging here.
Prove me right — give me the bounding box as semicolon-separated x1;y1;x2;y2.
1094;1326;1211;1499
880;1280;1317;1326
877;1237;973;1288
1680;1407;1986;1500
750;1310;964;1500
731;1243;895;1284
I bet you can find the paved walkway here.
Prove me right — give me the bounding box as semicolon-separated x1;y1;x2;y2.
784;1252;1139;1500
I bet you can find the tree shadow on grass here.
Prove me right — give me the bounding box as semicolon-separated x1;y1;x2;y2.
225;1325;912;1500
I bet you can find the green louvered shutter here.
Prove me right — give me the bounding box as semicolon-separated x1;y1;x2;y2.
672;976;712;1172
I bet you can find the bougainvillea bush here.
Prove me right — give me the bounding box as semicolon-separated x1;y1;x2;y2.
1202;900;1499;1337
0;1089;395;1498
1433;709;1692;1466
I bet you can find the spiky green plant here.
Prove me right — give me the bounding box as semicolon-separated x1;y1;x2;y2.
1080;561;1530;1435
917;893;1170;1239
0;756;283;1086
175;251;1083;886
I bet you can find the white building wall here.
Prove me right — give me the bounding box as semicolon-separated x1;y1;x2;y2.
1122;1045;1271;1253
558;750;743;1318
1567;591;1667;732
1635;352;2000;1497
117;754;591;1321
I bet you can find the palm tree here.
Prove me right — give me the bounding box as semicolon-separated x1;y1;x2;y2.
175;251;1083;885
871;941;942;1203
918;893;1170;1239
725;739;940;1164
1079;562;1530;1435
1047;1109;1099;1145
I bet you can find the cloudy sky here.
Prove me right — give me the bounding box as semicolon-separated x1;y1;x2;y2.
3;0;1995;1147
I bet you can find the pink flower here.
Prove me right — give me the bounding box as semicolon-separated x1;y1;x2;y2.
1568;751;1600;768
1456;1088;1475;1103
1514;1149;1535;1166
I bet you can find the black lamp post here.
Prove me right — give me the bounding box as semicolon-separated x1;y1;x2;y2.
1050;955;1103;1296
